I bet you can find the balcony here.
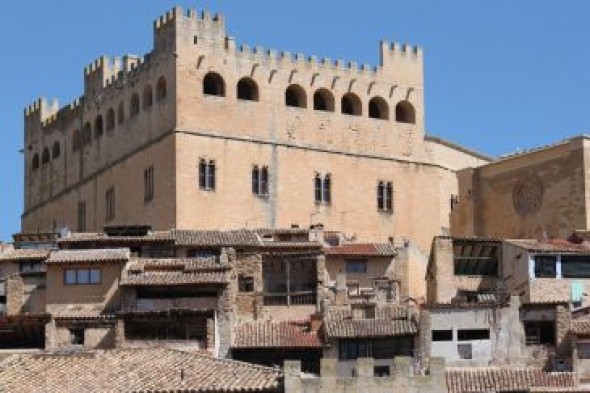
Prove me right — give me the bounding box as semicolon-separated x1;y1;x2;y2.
121;297;218;313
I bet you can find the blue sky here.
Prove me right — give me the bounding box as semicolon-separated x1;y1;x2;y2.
1;1;589;241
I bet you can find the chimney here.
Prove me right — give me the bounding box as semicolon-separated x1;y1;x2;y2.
309;313;323;332
309;223;325;244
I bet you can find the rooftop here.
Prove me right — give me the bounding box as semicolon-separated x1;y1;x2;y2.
324;243;396;257
45;248;129;264
233;320;323;349
324;306;416;338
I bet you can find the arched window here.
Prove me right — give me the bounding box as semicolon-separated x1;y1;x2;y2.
73;130;81;152
94;115;104;138
252;166;260;195
83;122;92;145
117;102;125;124
42;148;50;165
143;85;153;109
156;76;167;101
395;101;416;124
285;84;306;108
203;72;225;97
341;93;362;116
106;108;115;131
52;141;61;158
237;77;259;101
368;96;389;120
313;89;335;112
130;93;140;116
32;154;40;170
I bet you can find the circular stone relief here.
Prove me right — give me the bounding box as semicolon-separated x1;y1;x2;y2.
512;176;544;216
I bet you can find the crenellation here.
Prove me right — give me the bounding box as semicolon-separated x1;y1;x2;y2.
24;97;59;124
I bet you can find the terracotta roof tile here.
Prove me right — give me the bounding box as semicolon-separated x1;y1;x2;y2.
507;239;590;254
0;348;282;392
233;320;323;348
58;231;175;244
122;271;229;285
571;320;590;336
324;306;416;338
0;249;51;261
46;249;129;264
122;258;230;285
49;305;115;320
445;368;578;393
325;243;396;256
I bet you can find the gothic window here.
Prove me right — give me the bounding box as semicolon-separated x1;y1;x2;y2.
105;187;115;221
106;108;115;131
117;102;125;124
156;76;167;101
313;88;335;112
237;77;259;101
285;84;307;108
203;72;225;96
199;159;216;190
395;100;416;124
83;122;92;145
32;153;40;170
377;181;393;212
369;96;389;120
52;141;61;159
130;93;140;116
94;115;104;138
143;85;153;109
144;166;154;203
41;148;50;165
72;130;81;152
314;172;332;204
252;165;269;196
341;92;362;116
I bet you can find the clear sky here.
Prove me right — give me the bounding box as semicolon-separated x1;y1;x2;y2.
1;1;589;241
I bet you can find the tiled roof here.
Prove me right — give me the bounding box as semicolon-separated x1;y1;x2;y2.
0;348;282;392
254;228;310;236
260;241;323;249
46;248;129;264
324;243;396;256
50;305;115;320
173;229;261;247
571;320;590;336
324;306;416;338
446;368;578;393
506;239;590;254
58;231;175;244
122;258;230;286
0;248;50;261
233;320;323;348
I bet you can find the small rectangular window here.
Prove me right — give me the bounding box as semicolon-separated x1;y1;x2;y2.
199;159;216;190
457;343;472;359
377;181;394;212
70;328;84;345
65;269;77;285
238;275;254;292
314;173;331;204
77;269;90;284
89;269;101;284
346;260;367;273
457;329;490;341
534;255;557;278
432;330;453;341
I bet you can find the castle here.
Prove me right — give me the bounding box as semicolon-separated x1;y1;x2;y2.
22;7;488;257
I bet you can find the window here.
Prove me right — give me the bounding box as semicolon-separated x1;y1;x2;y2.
77;201;86;232
32;154;39;170
285;84;306;108
156;76;167;101
70;328;84;345
377;181;393;212
83;122;92;144
105;187;115;221
457;329;490;341
364;306;376;319
578;343;590;359
562;255;590;278
203;72;225;96
64;268;101;285
457;343;472;359
41;148;50;165
252;165;269;196
432;330;453;341
130;93;140;116
52;141;61;159
395;101;416;124
346;260;367;273
73;130;81;152
238;275;254;292
339;338;413;360
339;340;371;360
143;85;153;109
374;366;390;377
450;194;459;211
534;256;557;278
237;77;259;101
313;88;335;112
368;96;389;120
117;102;125;124
94;115;104;138
106;108;115;131
314;173;332;204
341;92;362;116
144;166;154;202
198;159;216;190
525;321;556;346
19;260;42;274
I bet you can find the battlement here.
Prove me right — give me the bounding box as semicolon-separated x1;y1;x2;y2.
24;97;59;121
154;6;224;31
84;55;123;97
